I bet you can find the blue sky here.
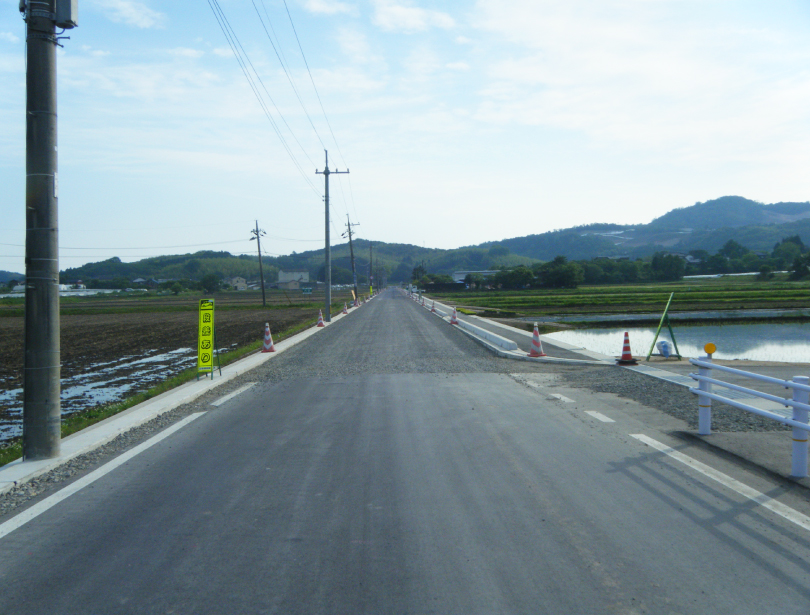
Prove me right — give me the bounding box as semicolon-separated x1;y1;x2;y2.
1;0;810;274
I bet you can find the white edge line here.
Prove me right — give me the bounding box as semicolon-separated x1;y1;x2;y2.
0;413;205;541
585;411;615;423
211;382;257;407
630;433;810;533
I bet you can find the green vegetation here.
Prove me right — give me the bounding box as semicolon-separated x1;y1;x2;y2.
428;277;810;318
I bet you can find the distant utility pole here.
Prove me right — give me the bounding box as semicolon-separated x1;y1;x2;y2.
342;214;360;303
316;150;348;322
369;243;373;295
250;220;266;307
21;0;76;460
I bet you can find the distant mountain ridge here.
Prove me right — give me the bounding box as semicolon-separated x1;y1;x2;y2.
485;196;810;261
54;195;810;284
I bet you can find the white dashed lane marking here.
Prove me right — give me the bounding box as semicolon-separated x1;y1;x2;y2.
585;411;615;423
211;382;257;407
548;394;575;403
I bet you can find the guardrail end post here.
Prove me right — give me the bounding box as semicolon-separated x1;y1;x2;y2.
698;355;712;435
791;376;809;478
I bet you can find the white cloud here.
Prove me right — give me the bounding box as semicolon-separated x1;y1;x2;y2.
372;0;455;33
212;47;232;58
446;61;470;71
170;48;204;59
303;0;355;15
0;32;19;44
471;0;810;164
93;0;166;29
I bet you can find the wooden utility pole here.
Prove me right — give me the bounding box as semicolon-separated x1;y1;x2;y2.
22;0;76;460
250;220;266;307
342;214;359;303
316;150;348;322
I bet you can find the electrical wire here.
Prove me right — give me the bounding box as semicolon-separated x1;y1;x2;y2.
251;0;326;152
281;0;359;223
207;0;319;195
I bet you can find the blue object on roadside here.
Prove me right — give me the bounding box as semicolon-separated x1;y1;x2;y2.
657;340;671;358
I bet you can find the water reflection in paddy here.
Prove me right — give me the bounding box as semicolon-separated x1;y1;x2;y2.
544;322;810;363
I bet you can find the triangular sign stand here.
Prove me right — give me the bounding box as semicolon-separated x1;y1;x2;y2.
646;292;682;361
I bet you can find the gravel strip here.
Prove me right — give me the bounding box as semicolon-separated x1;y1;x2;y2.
561;365;790;433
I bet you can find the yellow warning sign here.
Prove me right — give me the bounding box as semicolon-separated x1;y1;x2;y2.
198;299;215;373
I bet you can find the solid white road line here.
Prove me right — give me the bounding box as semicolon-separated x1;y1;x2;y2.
0;413;206;541
585;411;615;423
631;433;810;533
211;382;257;407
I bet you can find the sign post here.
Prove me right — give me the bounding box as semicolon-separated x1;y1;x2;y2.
198;299;221;379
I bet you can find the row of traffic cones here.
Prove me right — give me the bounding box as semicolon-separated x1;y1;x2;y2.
265;302;638;365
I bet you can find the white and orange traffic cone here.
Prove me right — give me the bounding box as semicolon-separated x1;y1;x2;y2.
261;323;275;353
450;307;459;325
316;309;325;327
431;300;436;313
342;303;348;314
616;331;638;365
528;323;546;357
354;298;359;308
422;296;425;306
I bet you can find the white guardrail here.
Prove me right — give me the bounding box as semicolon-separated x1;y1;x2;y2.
689;355;810;478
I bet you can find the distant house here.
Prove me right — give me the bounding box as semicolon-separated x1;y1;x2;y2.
278;270;310;284
225;276;247;291
451;270;499;283
132;278;147;285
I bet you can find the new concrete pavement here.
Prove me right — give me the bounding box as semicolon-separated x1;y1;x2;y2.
1;289;810;614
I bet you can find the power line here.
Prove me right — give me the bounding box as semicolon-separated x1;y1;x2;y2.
281;0;359;223
251;0;326;152
207;0;319;195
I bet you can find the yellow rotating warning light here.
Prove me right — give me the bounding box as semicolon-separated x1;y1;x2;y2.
704;343;717;355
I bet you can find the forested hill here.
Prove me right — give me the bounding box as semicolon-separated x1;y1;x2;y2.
53;194;810;285
481;196;810;261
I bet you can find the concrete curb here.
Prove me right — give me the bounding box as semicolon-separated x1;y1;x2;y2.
415;294;607;366
0;304;362;494
419;300;614;365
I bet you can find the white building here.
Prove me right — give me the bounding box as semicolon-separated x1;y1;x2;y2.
278;270;310;284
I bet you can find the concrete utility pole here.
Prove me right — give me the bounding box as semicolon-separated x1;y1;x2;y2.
369;243;373;295
21;0;76;460
250;220;266;307
316;150;348;321
342;214;359;304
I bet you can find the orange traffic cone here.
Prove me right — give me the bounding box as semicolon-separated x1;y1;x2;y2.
342;303;348;314
261;323;275;353
616;332;638;365
316;309;325;327
431;300;436;313
450;307;459;325
528;323;546;357
422;297;425;306
354;298;359;308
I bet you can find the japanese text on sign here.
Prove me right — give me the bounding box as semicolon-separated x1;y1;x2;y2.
198;299;215;373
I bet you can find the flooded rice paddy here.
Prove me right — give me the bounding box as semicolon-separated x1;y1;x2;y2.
0;347;198;442
545;322;810;363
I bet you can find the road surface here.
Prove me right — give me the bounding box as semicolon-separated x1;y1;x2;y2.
1;289;810;613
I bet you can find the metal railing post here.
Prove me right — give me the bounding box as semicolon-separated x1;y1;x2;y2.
791;375;809;478
698;355;712;435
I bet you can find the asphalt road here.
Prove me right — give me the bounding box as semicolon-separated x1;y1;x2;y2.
2;289;810;614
